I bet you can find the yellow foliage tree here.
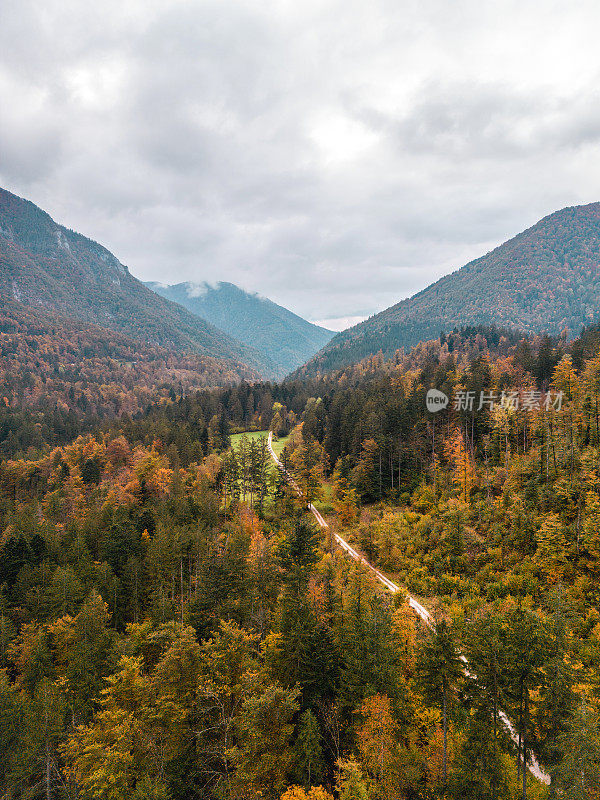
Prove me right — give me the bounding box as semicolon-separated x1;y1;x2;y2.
444;429;474;502
355;693;403;799
289;425;328;506
535;513;569;583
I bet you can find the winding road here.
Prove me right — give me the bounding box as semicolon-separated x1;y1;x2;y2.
267;431;550;786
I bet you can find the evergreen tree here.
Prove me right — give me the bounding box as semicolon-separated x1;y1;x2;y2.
416;619;463;786
222;448;240;509
537;596;577;798
232;682;300;800
275;521;339;707
450;705;509;800
553;699;600;799
535;514;569;582
294;709;325;788
17;678;66;800
503;607;549;800
463;615;505;755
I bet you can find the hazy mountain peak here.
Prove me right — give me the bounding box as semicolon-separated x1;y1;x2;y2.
183;280;216;298
146;279;333;377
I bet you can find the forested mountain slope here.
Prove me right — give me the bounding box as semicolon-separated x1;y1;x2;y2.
298;202;600;376
0;299;260;457
0;188;275;377
146;280;333;377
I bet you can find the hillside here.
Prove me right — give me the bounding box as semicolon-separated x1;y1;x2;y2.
145;280;333;376
0;188;275;378
297;202;600;376
2;293;257;398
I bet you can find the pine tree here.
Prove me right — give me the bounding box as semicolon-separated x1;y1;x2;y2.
231;682;300;800
416;619;463;786
581;490;600;574
502;607;549;800
222;448;240;509
208;414;221;452
49;590;114;720
450;705;509;800
275;521;339;707
238;433;251;501
0;670;19;790
17;678;66;800
294;709;324;788
463;614;506;769
339;571;406;711
537;595;577;798
352;439;380;503
553;699;600;799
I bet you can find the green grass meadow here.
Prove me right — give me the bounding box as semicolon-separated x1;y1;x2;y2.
230;430;290;458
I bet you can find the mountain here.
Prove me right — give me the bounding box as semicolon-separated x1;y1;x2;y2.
0;188;274;378
297;202;600;376
145;280;333;376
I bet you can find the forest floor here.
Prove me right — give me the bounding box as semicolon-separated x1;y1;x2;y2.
230;429;290;457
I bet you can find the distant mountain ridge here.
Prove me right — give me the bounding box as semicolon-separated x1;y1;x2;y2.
145;280;333;377
0;188;275;378
297;202;600;376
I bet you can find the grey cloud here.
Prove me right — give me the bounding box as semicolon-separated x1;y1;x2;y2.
378;83;600;161
1;0;600;323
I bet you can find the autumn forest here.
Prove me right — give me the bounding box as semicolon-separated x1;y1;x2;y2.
0;316;600;800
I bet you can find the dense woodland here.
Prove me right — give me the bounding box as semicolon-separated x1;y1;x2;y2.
2;323;600;798
0;300;261;458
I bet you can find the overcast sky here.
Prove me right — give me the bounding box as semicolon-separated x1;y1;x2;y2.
2;1;600;329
